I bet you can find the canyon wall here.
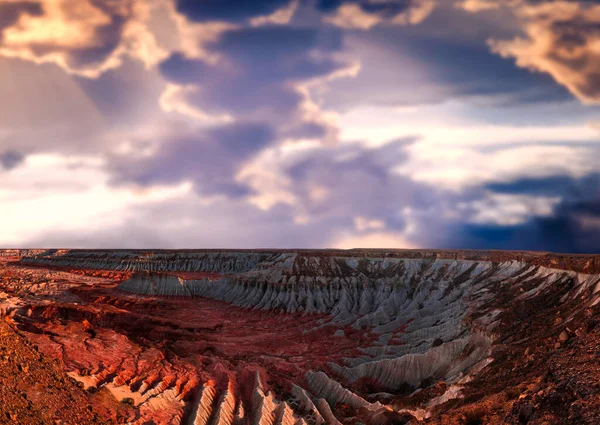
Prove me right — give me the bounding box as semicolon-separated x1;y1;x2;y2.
14;250;600;424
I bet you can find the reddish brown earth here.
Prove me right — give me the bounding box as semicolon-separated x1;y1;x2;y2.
0;250;599;424
0;260;378;424
415;269;600;424
0;319;107;424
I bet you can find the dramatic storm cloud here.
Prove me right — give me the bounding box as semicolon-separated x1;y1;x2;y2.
0;0;168;77
317;0;435;29
0;0;598;252
466;0;600;104
175;0;294;23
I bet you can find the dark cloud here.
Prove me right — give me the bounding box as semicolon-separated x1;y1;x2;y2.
175;0;293;23
317;0;419;16
437;220;582;253
401;36;571;103
159;49;303;117
320;30;572;110
275;137;434;224
484;0;600;104
0;150;24;170
215;26;343;74
420;173;600;253
160;25;345;86
74;59;167;127
158;53;213;85
174;0;432;25
159;25;347;137
109;122;275;198
486;174;600;198
486;175;578;196
436;203;600;254
315;0;435;29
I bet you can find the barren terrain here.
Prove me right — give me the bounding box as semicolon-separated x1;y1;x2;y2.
0;249;599;424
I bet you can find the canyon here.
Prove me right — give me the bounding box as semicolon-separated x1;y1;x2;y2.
0;249;599;424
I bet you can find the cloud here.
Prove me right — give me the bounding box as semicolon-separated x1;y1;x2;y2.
73;58;168;127
174;0;294;23
238;137;433;237
463;0;600;104
455;0;499;13
329;102;600;189
443;198;600;254
0;152;193;246
0;2;42;30
0;0;597;255
402;141;600;191
319;29;572;111
17;136;427;249
0;149;24;170
17;160;600;252
353;216;385;231
0;0;168;78
461;193;561;226
1;151;358;249
408;171;600;253
158;25;352;141
17;197;337;249
0;55;172;160
429;216;600;254
108;122;276;198
318;0;435;29
249;0;299;26
485;173;600;210
174;0;435;29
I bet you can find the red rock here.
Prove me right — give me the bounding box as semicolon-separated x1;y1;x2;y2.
0;249;599;424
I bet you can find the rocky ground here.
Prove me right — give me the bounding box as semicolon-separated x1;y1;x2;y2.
0;249;598;424
0;319;107;424
423;264;600;424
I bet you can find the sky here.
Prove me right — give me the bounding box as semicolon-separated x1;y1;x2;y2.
0;0;599;252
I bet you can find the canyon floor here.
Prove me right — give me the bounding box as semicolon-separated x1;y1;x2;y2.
0;249;599;425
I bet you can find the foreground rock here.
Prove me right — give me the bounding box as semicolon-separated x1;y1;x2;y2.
0;320;108;424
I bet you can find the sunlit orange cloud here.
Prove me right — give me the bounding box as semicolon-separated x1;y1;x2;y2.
324;0;435;30
249;0;298;26
0;0;168;78
1;0;112;46
455;0;501;13
463;0;600;104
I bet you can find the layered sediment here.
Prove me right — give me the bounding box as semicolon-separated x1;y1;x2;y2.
5;249;600;424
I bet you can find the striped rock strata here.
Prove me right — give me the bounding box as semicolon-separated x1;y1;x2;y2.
10;250;600;424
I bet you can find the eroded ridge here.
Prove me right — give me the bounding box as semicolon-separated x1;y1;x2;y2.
2;250;600;424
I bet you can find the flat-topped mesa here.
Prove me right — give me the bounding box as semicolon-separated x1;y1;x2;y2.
115;255;600;315
20;250;279;274
18;249;600;274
